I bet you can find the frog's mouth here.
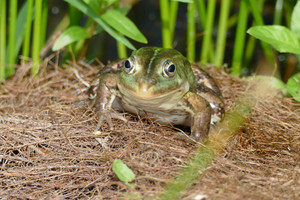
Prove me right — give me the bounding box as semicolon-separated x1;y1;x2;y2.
118;81;190;101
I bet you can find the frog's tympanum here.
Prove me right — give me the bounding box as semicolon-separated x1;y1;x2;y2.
90;47;224;141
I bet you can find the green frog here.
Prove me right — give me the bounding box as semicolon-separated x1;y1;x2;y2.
89;47;224;141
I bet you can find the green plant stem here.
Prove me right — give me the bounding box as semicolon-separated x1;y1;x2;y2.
115;0;127;59
244;36;256;70
214;0;231;67
8;0;17;76
197;0;206;28
22;0;34;62
169;1;178;43
0;0;6;81
200;0;216;64
231;0;248;76
273;0;283;25
31;0;43;77
117;41;127;58
40;0;48;50
197;0;215;63
160;0;172;48
249;0;278;76
187;1;195;62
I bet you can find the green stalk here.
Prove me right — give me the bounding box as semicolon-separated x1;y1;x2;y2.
169;1;178;43
117;41;127;58
8;0;17;76
200;0;216;64
249;0;278;76
273;0;283;25
22;0;34;62
244;0;263;72
115;0;127;58
197;0;206;28
0;0;6;81
214;0;231;67
231;0;248;76
31;0;43;77
160;0;172;48
187;1;195;62
40;0;48;50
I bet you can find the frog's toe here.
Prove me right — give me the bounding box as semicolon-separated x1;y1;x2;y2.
191;131;206;142
95;110;127;132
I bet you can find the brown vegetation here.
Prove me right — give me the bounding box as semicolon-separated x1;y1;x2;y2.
0;62;299;199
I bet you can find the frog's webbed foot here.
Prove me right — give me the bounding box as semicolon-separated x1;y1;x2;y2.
95;110;127;132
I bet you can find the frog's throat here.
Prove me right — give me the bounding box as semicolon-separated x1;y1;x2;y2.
118;81;190;100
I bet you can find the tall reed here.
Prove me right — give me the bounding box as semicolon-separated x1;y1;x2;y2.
8;0;17;76
0;0;6;80
231;0;248;75
31;0;43;76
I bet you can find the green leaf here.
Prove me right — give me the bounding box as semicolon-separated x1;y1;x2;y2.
247;25;300;54
291;1;300;36
52;26;91;51
287;73;300;102
64;0;135;50
101;9;147;44
112;159;135;183
83;0;101;12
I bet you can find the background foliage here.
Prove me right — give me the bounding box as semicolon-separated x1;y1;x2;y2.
0;0;299;100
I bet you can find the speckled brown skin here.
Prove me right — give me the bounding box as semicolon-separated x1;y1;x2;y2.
191;65;225;122
90;47;224;141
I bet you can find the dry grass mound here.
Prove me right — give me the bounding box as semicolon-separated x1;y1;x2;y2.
0;62;299;199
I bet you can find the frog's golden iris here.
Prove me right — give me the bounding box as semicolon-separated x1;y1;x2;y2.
91;47;224;141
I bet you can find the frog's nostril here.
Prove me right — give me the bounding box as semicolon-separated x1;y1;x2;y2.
137;77;156;85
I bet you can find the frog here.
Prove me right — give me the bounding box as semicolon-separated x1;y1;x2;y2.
89;47;224;141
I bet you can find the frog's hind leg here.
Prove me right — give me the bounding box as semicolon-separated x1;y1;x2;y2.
196;84;225;124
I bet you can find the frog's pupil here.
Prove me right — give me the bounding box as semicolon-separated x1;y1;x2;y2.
124;60;131;69
168;64;175;73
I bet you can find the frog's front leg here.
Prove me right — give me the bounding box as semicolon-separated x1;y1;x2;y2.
91;73;126;132
184;92;212;141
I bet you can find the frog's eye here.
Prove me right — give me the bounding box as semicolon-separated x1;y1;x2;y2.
163;63;176;78
124;59;135;74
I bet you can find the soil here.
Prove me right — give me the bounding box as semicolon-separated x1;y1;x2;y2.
0;61;299;199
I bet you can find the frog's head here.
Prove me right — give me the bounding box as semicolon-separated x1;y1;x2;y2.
118;47;195;99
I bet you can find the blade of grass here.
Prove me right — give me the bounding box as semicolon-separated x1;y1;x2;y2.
214;0;231;67
200;0;216;64
8;0;17;76
40;0;48;50
31;0;43;77
231;0;248;76
22;0;34;63
0;0;6;81
160;0;172;48
187;1;195;62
